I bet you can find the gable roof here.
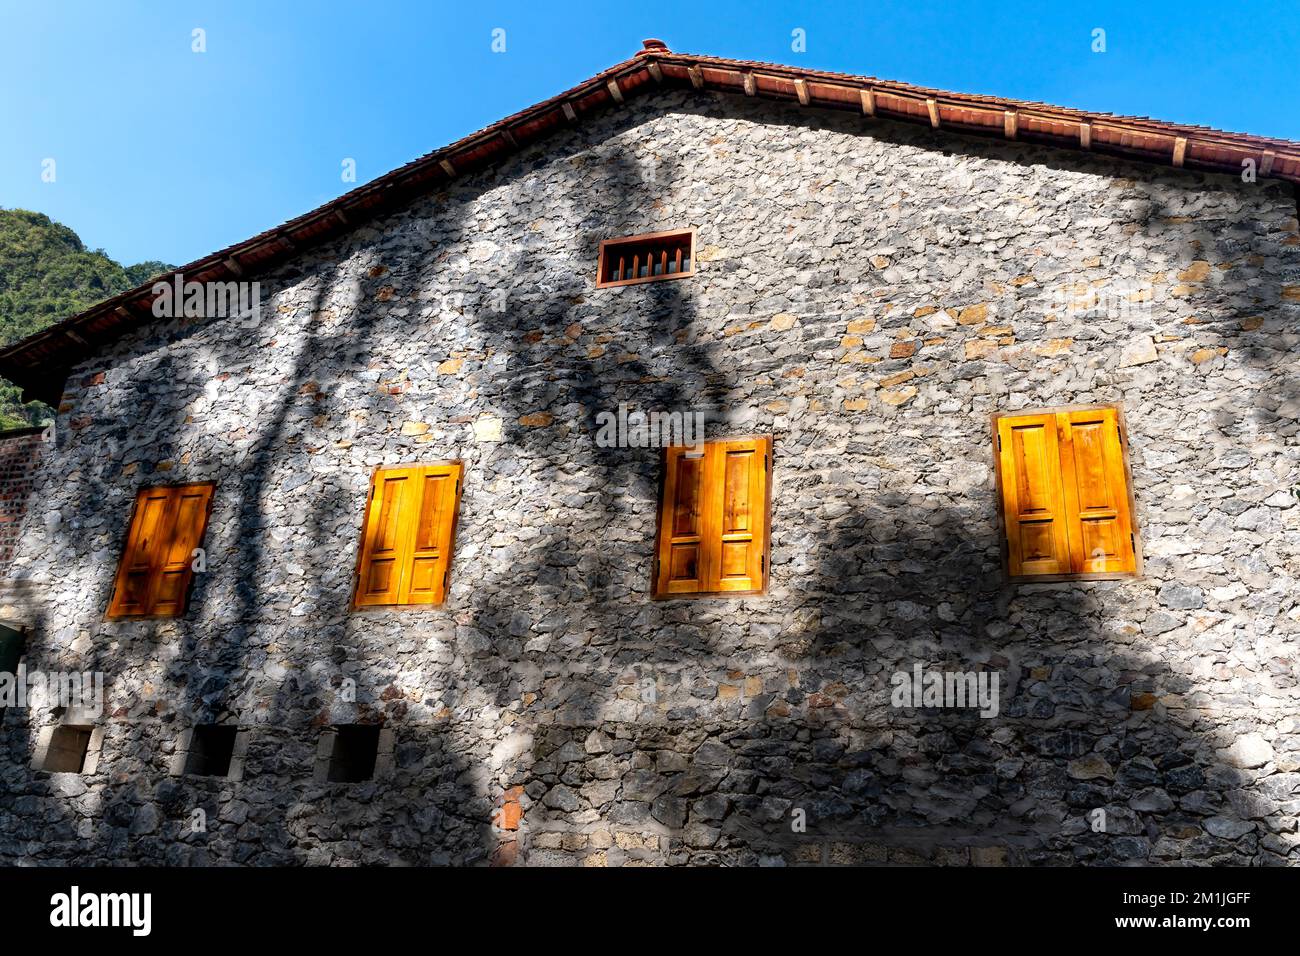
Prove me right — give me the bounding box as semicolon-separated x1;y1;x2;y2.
5;38;1299;406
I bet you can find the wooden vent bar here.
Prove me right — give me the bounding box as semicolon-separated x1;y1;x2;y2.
596;228;696;288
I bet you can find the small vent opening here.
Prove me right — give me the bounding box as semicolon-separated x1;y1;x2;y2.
41;726;93;773
326;725;381;783
597;229;695;288
183;725;238;777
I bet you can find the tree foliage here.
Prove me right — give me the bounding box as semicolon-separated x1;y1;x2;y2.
0;208;173;428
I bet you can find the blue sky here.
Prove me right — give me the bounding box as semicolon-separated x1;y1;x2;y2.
1;0;1295;267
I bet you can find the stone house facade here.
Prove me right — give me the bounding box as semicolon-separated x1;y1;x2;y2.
0;42;1298;866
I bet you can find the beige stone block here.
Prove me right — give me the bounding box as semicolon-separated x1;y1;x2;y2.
880;386;917;406
472;416;503;442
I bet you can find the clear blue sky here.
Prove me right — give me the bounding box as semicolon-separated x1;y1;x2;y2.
1;0;1295;268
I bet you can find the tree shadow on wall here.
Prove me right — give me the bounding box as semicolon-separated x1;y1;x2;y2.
720;502;1282;865
496;488;1286;866
9;88;1296;867
410;96;1297;866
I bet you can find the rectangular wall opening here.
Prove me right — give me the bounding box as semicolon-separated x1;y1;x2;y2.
326;725;381;783
183;724;238;777
41;726;93;773
596;229;695;288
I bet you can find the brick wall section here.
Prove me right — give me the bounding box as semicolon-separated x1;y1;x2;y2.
0;427;44;575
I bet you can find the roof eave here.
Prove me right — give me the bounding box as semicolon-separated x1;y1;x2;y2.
6;40;1298;404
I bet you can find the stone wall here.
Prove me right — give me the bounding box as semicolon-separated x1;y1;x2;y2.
1;89;1298;866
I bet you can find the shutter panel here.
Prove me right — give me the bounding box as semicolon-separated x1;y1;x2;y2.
108;484;214;618
355;468;414;607
997;414;1073;577
656;447;708;595
709;438;768;592
654;437;771;597
149;484;214;617
1057;408;1137;574
401;464;462;605
109;487;171;617
354;463;463;608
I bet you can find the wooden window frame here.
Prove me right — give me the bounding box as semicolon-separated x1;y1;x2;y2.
596;227;697;289
991;404;1143;584
349;460;464;611
105;481;216;621
651;435;772;600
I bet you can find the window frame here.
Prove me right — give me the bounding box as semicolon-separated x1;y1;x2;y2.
105;481;216;621
991;404;1143;584
596;227;697;289
651;435;773;601
349;459;464;611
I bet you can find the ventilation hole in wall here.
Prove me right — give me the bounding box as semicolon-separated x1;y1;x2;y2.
183;725;238;777
596;229;695;288
327;725;381;783
41;725;93;773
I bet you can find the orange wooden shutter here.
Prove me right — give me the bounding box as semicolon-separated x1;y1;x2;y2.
109;487;172;617
710;439;768;592
996;414;1073;577
108;483;214;618
404;466;461;605
354;463;462;608
1057;408;1137;574
656;447;708;595
655;438;770;597
355;468;414;606
997;408;1138;578
150;484;214;616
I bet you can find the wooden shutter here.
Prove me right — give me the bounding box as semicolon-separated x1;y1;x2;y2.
711;439;767;592
654;437;770;597
111;486;172;617
354;463;462;608
656;447;708;595
1057;407;1137;575
108;483;215;618
355;468;414;606
151;485;214;616
404;467;459;605
996;413;1073;577
996;408;1137;579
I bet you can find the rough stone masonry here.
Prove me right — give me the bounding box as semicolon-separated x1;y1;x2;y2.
1;86;1298;866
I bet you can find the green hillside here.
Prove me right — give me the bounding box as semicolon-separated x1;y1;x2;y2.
0;208;172;428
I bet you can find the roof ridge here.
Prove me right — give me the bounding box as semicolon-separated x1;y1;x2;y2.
663;48;1300;147
3;40;1297;404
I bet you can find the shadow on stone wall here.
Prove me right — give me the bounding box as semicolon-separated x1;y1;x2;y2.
437;98;1298;865
3;91;1296;866
498;500;1279;866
